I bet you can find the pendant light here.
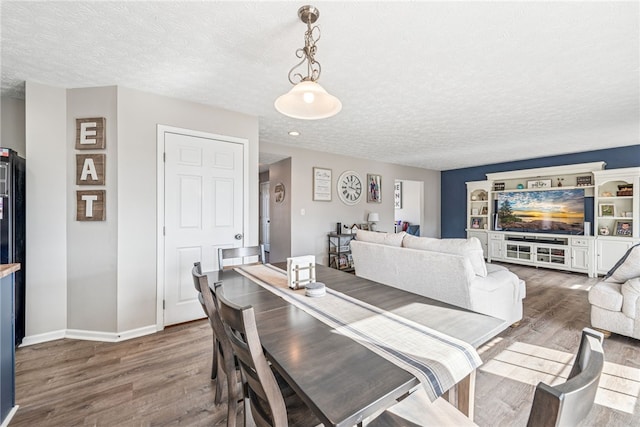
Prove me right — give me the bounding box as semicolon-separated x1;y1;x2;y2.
274;5;342;120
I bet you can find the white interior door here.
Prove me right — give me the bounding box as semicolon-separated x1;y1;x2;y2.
163;130;244;326
260;181;270;252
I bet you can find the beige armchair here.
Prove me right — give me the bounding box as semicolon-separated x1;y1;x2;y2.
589;243;640;339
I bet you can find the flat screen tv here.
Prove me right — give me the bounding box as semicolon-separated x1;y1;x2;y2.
496;188;585;234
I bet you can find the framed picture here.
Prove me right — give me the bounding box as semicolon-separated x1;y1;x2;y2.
599;204;615;217
471;218;481;229
471;208;479;215
360;223;369;231
481;206;488;215
614;221;633;237
313;167;332;201
527;179;552;189
576;175;592;186
367;174;382;203
274;182;286;204
394;181;402;209
338;254;349;269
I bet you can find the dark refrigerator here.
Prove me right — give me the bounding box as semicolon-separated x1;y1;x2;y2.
0;148;25;347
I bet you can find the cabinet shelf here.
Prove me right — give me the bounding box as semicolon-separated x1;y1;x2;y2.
598;196;633;200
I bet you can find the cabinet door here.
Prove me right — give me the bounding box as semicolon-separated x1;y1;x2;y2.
571;247;589;271
596;239;634;273
489;240;503;260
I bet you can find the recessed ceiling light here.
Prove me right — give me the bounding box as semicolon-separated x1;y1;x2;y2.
288;131;300;136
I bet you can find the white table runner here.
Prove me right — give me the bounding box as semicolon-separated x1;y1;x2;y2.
235;264;482;401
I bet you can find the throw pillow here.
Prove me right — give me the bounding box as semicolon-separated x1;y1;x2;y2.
605;243;640;283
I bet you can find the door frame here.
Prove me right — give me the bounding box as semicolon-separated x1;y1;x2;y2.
156;124;249;331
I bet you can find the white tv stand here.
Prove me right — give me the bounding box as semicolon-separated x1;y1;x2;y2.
487;231;596;277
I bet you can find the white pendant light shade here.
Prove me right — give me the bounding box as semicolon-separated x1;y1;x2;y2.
275;81;342;120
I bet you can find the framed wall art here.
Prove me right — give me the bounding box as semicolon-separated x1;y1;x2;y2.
367;174;382;203
394;181;402;209
313;167;332;201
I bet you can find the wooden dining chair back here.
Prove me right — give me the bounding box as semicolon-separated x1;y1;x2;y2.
218;244;266;272
216;284;289;427
191;262;218;382
526;328;605;427
192;267;243;427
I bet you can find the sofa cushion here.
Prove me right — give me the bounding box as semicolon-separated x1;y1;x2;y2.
621;278;640;319
588;282;623;311
402;235;488;277
605;243;640;283
356;230;406;247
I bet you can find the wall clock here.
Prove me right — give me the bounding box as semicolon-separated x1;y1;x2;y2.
337;170;363;205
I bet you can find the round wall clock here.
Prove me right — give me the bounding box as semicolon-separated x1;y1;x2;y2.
337;170;363;205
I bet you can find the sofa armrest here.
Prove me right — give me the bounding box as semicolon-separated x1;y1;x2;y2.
621;278;640;319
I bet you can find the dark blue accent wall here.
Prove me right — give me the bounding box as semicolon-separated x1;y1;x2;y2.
441;145;640;238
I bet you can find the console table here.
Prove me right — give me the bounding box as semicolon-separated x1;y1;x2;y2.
0;263;19;425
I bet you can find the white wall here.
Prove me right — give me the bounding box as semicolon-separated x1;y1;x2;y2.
23;83;260;342
261;142;441;265
1;97;26;155
66;87;118;331
395;179;423;231
117;87;259;332
25;82;68;338
268;158;292;262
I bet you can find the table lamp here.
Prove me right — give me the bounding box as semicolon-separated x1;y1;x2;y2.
368;213;380;231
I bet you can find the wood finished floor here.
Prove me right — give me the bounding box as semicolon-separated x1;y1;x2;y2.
10;265;640;426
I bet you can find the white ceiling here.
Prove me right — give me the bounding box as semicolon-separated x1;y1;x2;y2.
2;1;638;171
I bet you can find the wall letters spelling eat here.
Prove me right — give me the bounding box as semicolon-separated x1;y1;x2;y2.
75;118;106;221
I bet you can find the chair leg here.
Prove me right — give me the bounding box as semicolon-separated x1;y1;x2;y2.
214;363;226;405
211;335;218;380
226;383;238;427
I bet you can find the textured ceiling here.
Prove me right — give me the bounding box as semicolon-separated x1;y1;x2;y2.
2;1;638;171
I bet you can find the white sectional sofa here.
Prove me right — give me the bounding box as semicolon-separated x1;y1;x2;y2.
349;230;526;325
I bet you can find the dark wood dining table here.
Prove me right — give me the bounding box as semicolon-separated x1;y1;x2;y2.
207;263;508;427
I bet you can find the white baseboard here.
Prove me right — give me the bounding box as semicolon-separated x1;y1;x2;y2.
0;405;19;427
20;329;66;346
20;325;157;346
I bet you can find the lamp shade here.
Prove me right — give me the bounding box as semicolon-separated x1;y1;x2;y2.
368;213;380;222
274;80;342;120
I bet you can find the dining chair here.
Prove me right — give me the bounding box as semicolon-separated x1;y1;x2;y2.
218;244;266;272
216;283;320;427
193;265;245;427
526;328;605;427
192;262;218;381
368;328;604;427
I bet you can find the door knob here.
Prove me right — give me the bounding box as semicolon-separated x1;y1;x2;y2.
234;233;243;240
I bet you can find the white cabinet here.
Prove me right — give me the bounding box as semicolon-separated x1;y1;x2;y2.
596;238;638;275
592;168;640;275
488;231;596;277
488;233;504;260
466;181;490;259
593;168;639;239
570;237;592;274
